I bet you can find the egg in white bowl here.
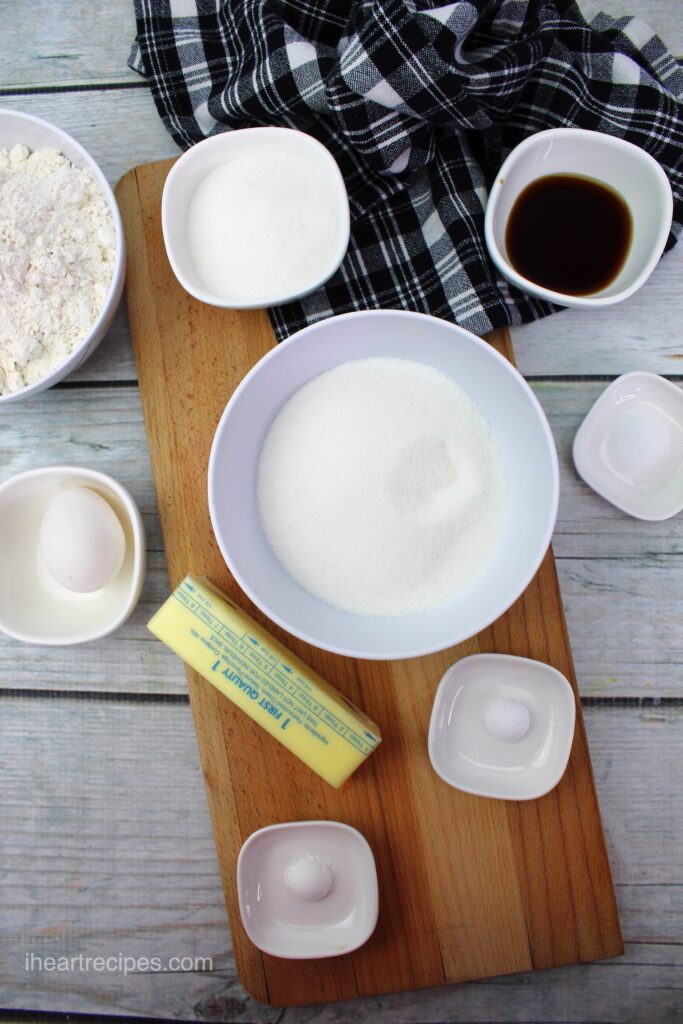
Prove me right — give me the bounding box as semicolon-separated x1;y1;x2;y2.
0;466;145;645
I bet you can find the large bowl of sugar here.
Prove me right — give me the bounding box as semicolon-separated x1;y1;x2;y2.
209;310;559;660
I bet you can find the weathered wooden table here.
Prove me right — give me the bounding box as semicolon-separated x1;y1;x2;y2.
1;3;681;1022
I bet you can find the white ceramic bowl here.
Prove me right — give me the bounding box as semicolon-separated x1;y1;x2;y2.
237;821;379;959
208;310;559;660
484;127;673;308
428;654;576;801
162;126;350;309
573;371;683;520
0;466;145;645
0;109;125;404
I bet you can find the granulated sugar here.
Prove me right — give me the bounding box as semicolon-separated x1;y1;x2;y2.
187;149;341;304
257;357;507;617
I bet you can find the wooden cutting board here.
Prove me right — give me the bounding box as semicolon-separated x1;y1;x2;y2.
116;159;623;1007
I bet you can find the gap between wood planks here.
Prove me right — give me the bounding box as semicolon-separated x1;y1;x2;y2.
0;688;680;707
0;81;149;97
51;374;683;390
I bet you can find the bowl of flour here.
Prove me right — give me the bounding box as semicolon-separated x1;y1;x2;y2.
209;310;559;660
0;109;124;403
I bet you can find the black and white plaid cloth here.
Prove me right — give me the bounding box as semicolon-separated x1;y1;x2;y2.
130;0;683;341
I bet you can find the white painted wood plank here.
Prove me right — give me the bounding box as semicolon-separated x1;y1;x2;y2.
0;697;277;1024
0;699;680;1021
511;245;683;378
1;383;682;697
1;0;680;91
305;941;683;1024
601;0;683;53
0;0;139;88
561;558;683;697
2;554;681;698
0;89;178;186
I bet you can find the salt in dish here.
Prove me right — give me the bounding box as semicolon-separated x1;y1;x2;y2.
237;820;378;959
428;653;576;801
573;372;683;520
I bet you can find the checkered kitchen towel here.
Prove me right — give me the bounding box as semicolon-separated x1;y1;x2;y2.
130;0;683;341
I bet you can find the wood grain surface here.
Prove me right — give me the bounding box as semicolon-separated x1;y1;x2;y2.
115;158;623;1006
0;697;678;1023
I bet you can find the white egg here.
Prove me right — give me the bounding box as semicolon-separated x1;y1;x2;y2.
284;856;334;902
39;487;126;594
485;697;530;742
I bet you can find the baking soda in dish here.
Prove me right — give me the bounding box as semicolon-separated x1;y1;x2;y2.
257;357;507;617
187;150;341;303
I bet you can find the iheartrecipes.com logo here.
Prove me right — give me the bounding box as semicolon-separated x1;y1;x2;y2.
24;952;213;975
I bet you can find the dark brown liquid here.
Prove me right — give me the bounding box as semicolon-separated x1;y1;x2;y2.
505;174;632;296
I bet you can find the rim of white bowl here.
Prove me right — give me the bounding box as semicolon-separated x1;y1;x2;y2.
0;466;145;645
0;110;126;405
208;309;560;661
484;127;674;309
161;126;351;310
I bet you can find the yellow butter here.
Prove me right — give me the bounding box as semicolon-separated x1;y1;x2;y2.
148;574;381;788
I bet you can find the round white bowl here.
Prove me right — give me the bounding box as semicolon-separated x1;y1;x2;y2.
0;466;145;645
0;109;125;404
484;127;673;309
162;126;350;309
208;310;559;661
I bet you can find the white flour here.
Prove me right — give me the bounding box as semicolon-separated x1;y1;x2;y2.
0;144;115;395
257;357;507;617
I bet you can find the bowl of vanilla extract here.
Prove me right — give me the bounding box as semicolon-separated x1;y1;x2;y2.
484;127;673;308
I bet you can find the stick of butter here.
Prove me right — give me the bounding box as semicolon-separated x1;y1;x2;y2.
148;574;381;788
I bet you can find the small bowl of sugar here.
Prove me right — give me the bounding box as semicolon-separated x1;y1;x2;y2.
162;127;350;309
0;109;125;403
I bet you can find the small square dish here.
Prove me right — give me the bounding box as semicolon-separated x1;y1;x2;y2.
428;654;576;801
237;820;378;959
573;372;683;521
